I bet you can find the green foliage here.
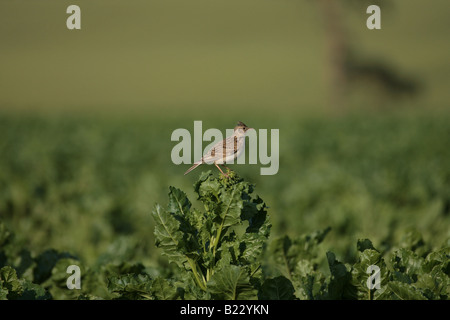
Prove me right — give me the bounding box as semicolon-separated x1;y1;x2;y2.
0;114;449;300
0;266;50;300
264;228;330;300
1;171;449;299
388;247;449;300
151;171;271;299
207;265;257;300
323;239;449;300
349;240;389;300
107;274;154;300
258;276;296;300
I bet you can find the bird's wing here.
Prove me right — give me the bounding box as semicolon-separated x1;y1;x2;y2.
202;135;238;164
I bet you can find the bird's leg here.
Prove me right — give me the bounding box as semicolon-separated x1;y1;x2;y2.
215;163;229;178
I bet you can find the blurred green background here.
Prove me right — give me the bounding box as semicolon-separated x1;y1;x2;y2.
1;0;449;271
2;0;449;114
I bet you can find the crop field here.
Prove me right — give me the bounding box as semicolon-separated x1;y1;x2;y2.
0;112;449;300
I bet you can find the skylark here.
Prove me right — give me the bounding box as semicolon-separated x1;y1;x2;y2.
184;121;254;177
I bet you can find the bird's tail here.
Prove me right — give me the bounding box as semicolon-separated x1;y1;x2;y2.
184;161;202;175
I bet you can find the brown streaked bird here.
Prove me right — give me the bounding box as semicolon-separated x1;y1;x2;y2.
184;121;254;177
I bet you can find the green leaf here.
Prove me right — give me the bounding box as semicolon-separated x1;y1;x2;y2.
178;271;211;300
424;247;449;274
266;229;330;283
207;265;257;300
388;281;427;300
0;285;8;300
152;204;187;268
357;239;376;252
149;277;180;300
0;266;50;300
245;197;270;234
16;279;51;300
107;273;153;300
194;171;221;200
350;247;389;300
293;259;328;300
258;276;296;300
193;208;211;246
266;236;295;281
41;258;86;300
326;252;355;299
0;266;21;298
168;187;201;256
215;231;239;268
219;184;244;228
391;248;425;283
168;186;191;216
414;247;449;299
239;232;267;267
415;271;449;300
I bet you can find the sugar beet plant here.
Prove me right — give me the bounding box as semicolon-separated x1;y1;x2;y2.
150;171;449;300
1;171;449;300
151;171;271;299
